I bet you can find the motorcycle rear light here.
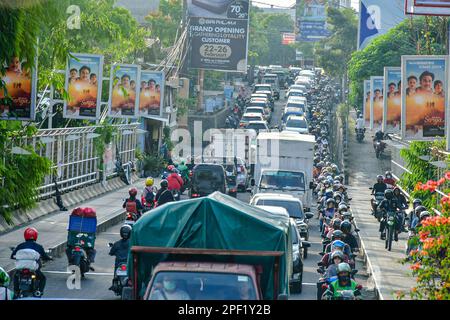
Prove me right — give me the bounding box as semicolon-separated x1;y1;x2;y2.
74;247;81;252
120;265;127;271
356;284;363;290
22;269;30;274
189;172;193;177
192;194;200;197
322;284;328;290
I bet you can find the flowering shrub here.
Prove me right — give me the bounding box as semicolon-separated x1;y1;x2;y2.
406;172;450;300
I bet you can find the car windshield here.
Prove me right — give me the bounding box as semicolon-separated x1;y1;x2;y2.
286;119;307;128
283;113;303;121
147;271;257;300
247;123;267;130
286;103;305;110
289;92;304;97
256;199;304;219
243;116;262;122
259;171;306;191
247;105;265;110
195;169;223;182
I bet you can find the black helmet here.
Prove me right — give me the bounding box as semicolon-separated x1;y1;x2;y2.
415;205;427;215
160;179;169;188
120;224;132;240
420;211;431;221
412;199;423;207
384;189;394;200
332;229;344;240
340;220;352;234
332;218;342;230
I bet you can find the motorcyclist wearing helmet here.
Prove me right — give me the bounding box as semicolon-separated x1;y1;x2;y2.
322;263;361;300
408;199;423;228
324;230;352;256
325;251;345;279
108;225;132;292
320;240;351;269
416;211;431;229
372;175;387;195
320;198;336;232
410;205;427;229
333;192;343;207
142;177;156;210
355;114;365;132
340;221;359;253
176;161;190;184
0;267;14;300
325;218;342;239
393;187;409;232
378;189;402;241
10;227;52;296
167;165;184;193
155;179;175;207
123;187;143;218
384;171;396;187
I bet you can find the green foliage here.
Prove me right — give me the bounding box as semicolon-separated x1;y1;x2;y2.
175;96;196;117
145;0;182;48
163;125;174;151
141;153;167;175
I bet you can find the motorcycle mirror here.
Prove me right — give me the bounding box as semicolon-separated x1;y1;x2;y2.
108;242;113;247
301;241;311;248
356;284;363;290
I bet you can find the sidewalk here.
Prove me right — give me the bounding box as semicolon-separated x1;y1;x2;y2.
0;177;157;273
347;118;417;299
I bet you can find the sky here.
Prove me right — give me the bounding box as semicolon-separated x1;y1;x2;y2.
252;0;360;10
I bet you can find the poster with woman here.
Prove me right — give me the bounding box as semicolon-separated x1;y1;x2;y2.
64;53;104;120
370;76;384;131
401;55;448;140
108;64;141;118
139;70;165;117
363;80;371;128
0;56;37;120
383;67;402;133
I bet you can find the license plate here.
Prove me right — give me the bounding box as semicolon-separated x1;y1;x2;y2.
116;270;128;276
388;221;394;226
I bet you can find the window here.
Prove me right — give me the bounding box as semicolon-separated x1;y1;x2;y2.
256;199;304;219
286;119;307;128
260;171;306;191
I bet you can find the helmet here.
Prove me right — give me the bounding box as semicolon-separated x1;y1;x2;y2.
326;198;336;206
167;165;175;172
340;220;352;234
384;189;394;200
0;267;10;287
420;211;431;220
359;114;363;119
377;175;384;182
412;199;422;207
332;218;342;230
331;240;346;250
332;229;344;240
342;211;353;220
338;203;348;212
415;205;427;215
145;177;154;187
331;250;344;261
337;262;352;274
334;192;342;201
160;179;169;188
385;171;392;178
24;227;38;241
120;224;132;240
83;207;96;216
129;187;138;197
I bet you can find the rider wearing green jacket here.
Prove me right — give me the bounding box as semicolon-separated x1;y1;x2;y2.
177;161;189;181
322;263;361;300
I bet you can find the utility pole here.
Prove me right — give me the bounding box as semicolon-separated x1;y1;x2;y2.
197;69;204;112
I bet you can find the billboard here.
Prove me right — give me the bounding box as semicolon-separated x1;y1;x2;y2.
363;80;371;127
64;53;104;120
370;76;384;131
138;70;165;118
401;56;448;140
383;67;402;133
405;0;450;15
282;33;296;45
358;0;406;50
109;64;141;118
187;0;250;72
0;56;37;121
296;0;331;42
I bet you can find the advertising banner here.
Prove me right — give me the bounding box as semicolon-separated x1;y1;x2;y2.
187;0;250;72
401;56;448;140
64;53;104;120
282;33;296;45
383;67;402;133
109;64;141;118
296;0;331;42
0;56;37;120
405;0;450;15
358;0;406;50
370;76;384;131
139;70;165;118
363;80;371;127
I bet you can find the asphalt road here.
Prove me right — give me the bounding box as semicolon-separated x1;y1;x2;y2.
35;92;375;300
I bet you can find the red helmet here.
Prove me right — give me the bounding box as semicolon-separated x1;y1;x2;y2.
129;187;138;197
24;227;38;241
72;207;83;215
167;165;175;172
83;207;96;216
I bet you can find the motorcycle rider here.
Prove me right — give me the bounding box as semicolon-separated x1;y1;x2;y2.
155;179;175;207
325;251;345;279
384;171;396;187
123;187;143;219
320;240;352;269
409;199;423;228
177;161;190;185
108;225;131;292
0;267;14;300
373;130;386;152
10;227;52;296
378;189;402;241
410;205;427;230
371;175;388;213
167;165;183;199
393;187;408;231
355;114;365;134
322;263;361;300
340;221;359;253
142;177;156;210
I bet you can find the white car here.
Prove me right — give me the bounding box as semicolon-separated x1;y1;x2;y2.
286;89;306;99
245;107;267;121
288;84;307;92
283;115;309;134
246;121;269;133
240;112;264;128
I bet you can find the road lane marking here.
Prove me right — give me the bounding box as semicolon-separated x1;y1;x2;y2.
302;283;317;286
43;271;114;276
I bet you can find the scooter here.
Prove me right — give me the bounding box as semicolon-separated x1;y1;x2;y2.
108;243;129;297
69;234;93;277
356;128;365;143
374;140;386;158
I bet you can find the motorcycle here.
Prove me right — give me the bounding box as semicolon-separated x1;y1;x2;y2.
370;190;385;221
124;211;139;227
108;243;129;297
374;140;386;158
356;128;365;143
384;210;399;251
69;233;93;277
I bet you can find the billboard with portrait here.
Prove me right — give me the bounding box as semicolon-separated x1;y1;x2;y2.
405;0;450;15
109;64;141;118
370;76;384;131
138;70;165;118
0;56;37;120
363;80;371;127
383;67;402;133
401;55;448;140
64;53;104;120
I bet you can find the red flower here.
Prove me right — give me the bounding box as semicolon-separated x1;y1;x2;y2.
410;263;421;271
419;231;430;241
437;178;446;186
445;172;450;180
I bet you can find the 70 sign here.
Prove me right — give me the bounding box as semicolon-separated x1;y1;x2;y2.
227;1;249;20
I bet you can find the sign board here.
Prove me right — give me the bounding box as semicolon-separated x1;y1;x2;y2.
405;0;450;15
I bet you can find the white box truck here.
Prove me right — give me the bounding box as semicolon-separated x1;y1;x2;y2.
251;131;315;212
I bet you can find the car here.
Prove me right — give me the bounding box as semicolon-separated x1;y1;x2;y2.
202;156;249;193
283;115;309;134
286;89;306;99
281;107;305;124
254;205;305;294
240;112;265;128
261;75;281;100
246;121;269;133
252;90;274;110
245;107;268;122
285;101;306;113
247;101;271;119
189;163;227;198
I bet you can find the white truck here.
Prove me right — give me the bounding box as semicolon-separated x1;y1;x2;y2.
251;131;315;212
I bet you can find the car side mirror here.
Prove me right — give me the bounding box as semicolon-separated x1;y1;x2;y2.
306;212;314;220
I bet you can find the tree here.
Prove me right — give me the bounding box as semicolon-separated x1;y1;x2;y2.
145;0;182;48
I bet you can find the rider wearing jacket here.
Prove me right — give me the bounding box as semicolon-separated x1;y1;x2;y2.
372;175;388;194
108;225;131;292
10;228;52;296
378;189;401;240
167;165;183;192
340;221;359;253
123;187;144;218
155;180;175;207
384;171;396;187
322;263;361;300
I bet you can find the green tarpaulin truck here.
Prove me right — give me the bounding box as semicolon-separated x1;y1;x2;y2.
123;192;292;300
